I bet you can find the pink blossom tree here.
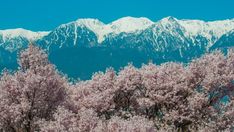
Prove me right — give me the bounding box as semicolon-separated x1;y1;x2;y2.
0;44;68;131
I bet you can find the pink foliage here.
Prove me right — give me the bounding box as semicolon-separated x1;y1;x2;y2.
0;44;68;131
0;44;233;132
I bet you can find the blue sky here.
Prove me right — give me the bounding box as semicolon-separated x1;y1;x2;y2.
0;0;233;31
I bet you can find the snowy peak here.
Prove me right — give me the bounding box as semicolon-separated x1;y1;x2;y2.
0;28;49;41
76;18;105;26
159;16;178;24
108;16;154;33
65;17;154;43
177;19;234;43
156;16;182;31
75;18;105;31
158;17;234;41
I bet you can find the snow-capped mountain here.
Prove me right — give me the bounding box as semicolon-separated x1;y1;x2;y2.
178;18;234;47
74;17;154;43
0;28;48;40
37;16;234;51
0;16;234;79
0;29;49;71
37;16;155;49
0;28;49;52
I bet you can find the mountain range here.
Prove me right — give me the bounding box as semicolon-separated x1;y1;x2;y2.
0;16;234;79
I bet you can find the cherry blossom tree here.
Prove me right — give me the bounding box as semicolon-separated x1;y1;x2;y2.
0;44;68;131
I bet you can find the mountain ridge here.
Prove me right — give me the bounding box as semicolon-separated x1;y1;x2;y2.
1;16;234;43
0;16;234;79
